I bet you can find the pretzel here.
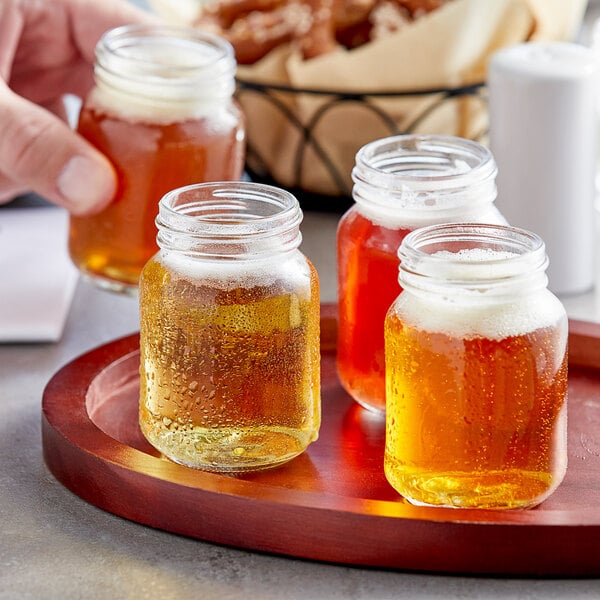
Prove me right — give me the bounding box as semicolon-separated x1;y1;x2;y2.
396;0;447;18
195;0;451;63
196;1;309;63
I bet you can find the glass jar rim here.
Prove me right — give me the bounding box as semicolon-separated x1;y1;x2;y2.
156;182;303;259
159;181;301;230
96;24;236;85
398;222;548;290
351;135;499;223
353;134;497;192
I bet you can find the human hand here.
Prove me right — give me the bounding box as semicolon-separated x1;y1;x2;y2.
0;0;156;215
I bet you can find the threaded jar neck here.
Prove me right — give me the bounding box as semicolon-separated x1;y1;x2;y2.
352;135;498;227
398;223;549;301
93;25;236;119
156;182;303;260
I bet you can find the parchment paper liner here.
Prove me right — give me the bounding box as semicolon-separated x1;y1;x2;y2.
149;0;588;197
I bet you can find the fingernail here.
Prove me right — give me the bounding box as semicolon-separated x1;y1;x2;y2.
58;155;116;215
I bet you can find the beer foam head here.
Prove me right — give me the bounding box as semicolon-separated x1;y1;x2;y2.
160;250;313;299
395;224;564;339
426;248;520;279
90;25;236;124
395;286;565;340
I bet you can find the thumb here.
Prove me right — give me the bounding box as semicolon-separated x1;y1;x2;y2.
0;85;116;215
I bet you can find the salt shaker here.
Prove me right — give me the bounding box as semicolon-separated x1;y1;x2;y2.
488;41;598;295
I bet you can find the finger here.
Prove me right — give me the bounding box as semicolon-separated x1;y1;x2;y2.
0;171;27;205
10;61;95;106
0;0;24;80
0;83;116;215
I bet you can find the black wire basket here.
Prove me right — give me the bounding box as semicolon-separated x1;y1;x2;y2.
235;77;487;208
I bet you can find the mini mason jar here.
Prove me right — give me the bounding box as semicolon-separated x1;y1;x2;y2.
69;25;245;293
384;223;568;509
337;135;506;414
139;182;321;472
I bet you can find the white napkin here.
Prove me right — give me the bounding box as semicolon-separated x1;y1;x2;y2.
0;206;78;342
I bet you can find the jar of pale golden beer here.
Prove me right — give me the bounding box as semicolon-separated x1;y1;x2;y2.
69;25;245;293
139;182;321;472
337;134;506;414
385;223;568;509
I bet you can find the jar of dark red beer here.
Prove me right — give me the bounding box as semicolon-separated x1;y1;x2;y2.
69;25;245;293
337;134;506;414
139;182;321;472
385;223;568;509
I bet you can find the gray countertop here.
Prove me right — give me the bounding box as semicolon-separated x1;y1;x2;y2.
1;206;600;599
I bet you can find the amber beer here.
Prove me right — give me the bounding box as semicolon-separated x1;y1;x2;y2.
68;26;245;292
384;224;568;509
385;318;568;508
337;135;505;414
138;182;321;472
139;262;321;470
69;109;243;289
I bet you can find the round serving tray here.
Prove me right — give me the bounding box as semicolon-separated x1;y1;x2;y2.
42;305;600;576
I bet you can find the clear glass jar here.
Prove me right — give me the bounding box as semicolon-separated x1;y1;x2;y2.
337;134;506;414
385;223;568;509
139;182;321;472
69;25;246;294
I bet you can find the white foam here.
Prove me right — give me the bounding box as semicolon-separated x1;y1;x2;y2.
157;250;313;298
357;202;507;230
393;290;566;340
434;248;517;261
420;248;521;281
88;84;219;125
90;41;233;123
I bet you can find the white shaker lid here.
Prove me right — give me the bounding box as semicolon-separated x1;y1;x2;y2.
488;41;598;296
489;41;597;81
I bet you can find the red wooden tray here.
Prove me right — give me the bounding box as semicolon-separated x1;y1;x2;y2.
42;304;600;576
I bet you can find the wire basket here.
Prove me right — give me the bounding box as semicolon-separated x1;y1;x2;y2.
235;78;487;206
